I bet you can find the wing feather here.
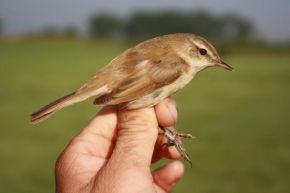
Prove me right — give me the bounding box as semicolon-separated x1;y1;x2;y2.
94;58;184;105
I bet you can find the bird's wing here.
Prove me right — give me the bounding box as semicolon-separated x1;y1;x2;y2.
94;58;186;105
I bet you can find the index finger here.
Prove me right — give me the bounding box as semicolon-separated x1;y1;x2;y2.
152;98;181;162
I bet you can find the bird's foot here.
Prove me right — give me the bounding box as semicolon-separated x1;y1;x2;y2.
163;126;195;167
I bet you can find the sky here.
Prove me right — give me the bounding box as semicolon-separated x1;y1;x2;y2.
1;0;290;42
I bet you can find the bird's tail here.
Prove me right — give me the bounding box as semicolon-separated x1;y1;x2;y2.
30;91;80;124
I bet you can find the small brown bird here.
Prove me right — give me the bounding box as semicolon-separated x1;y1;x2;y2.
31;33;232;164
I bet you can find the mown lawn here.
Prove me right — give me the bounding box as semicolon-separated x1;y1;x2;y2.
0;39;290;193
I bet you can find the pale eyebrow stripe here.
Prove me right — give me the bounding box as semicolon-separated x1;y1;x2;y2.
194;40;217;58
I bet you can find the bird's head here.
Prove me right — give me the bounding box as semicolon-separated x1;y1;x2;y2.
184;35;233;72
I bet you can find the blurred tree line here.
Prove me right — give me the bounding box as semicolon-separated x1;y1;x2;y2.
0;11;253;42
39;25;79;38
88;10;253;41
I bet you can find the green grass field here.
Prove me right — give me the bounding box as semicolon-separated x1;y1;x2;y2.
1;39;290;193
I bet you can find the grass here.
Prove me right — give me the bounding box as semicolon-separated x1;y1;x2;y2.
0;38;290;193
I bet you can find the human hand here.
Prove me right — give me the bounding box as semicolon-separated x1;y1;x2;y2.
55;98;184;193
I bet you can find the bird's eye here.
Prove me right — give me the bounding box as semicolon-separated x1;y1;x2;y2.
199;48;207;55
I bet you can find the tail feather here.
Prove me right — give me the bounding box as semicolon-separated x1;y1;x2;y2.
30;91;77;124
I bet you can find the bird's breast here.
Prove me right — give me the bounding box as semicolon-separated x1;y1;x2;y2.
165;66;196;96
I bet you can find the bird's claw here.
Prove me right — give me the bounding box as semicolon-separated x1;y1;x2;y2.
176;132;195;140
163;126;195;167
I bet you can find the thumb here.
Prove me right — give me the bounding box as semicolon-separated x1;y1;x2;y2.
111;106;158;167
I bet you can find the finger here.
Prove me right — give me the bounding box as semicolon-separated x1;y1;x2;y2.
153;161;184;193
111;106;158;167
81;105;118;140
155;98;178;127
152;98;180;162
56;106;119;185
152;131;181;163
65;106;118;160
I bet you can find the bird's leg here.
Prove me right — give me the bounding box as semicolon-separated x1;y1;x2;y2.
162;141;175;147
162;126;195;166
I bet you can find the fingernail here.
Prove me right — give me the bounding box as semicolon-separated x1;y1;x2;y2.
167;99;178;121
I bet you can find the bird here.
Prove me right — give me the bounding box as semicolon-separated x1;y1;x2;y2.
30;33;233;164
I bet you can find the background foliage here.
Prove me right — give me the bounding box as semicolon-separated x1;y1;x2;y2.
89;11;252;40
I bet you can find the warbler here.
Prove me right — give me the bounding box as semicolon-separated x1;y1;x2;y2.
31;33;232;164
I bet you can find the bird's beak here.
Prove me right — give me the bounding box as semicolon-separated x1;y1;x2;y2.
216;60;233;71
